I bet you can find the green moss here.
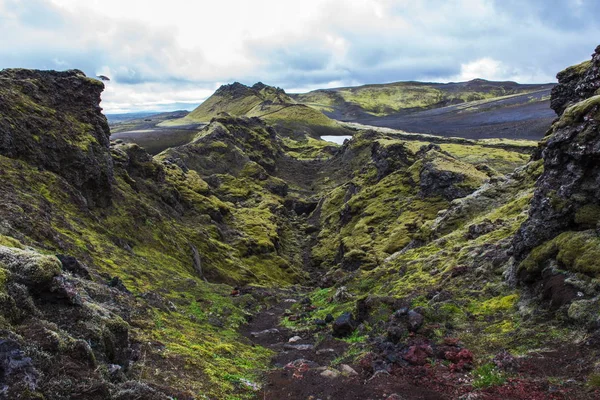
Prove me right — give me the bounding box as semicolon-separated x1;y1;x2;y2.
588;373;600;387
574;204;600;227
521;230;600;277
0;235;24;249
0;246;61;286
561;60;592;77
471;294;519;316
557;95;600;127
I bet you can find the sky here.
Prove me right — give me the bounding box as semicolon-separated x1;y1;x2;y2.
1;0;599;113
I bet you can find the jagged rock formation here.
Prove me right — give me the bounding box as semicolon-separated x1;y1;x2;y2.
0;69;113;207
550;45;600;115
513;45;600;326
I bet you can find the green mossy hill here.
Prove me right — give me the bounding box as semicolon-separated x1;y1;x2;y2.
165;81;350;138
292;79;553;118
0;68;554;398
285;154;561;363
160;115;282;175
306;130;527;274
0;68;113;207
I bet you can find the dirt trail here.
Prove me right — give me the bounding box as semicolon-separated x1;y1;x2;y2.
240;289;447;400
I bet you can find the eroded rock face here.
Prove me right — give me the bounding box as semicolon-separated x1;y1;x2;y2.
0;69;113;207
513;48;600;264
550;45;600;116
512;44;600;326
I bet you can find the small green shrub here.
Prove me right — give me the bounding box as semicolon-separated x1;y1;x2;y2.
472;363;506;389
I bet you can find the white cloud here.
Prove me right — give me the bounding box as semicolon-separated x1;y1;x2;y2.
1;0;599;112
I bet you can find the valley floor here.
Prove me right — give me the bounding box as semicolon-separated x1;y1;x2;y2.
239;287;599;400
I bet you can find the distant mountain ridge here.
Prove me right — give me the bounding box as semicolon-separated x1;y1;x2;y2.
292;78;555;118
165;81;349;138
288;78;556;140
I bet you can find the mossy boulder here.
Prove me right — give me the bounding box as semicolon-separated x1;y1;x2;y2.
0;246;61;289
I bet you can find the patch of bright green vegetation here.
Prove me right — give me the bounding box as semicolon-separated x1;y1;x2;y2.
471;363;506;389
520;230;600;277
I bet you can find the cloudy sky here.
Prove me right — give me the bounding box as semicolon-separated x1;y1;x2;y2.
1;0;599;113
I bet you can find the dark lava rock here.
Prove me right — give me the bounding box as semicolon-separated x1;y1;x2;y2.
56;254;91;279
0;339;39;395
407;310;424;332
513;45;600;264
416;143;485;201
314;319;327;327
325;313;334;323
512;45;600;318
332;312;357;337
386;325;407;344
465;219;502;240
0;69;114;207
107;276;130;293
551;45;600;115
402;343;432;366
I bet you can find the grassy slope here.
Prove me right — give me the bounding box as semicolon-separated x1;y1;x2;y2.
293;79;553;117
163;82;349;136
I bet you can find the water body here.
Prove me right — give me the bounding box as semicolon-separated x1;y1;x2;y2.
320;135;352;145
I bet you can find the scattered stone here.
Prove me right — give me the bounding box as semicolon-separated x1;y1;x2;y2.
403;344;433;366
316;348;336;355
320;369;340;379
333;286;352;302
0;339;39;394
288;336;302;343
445;348;474;371
407;310;424;332
332;312;357;337
283;298;297;303
56;254;91;279
284;359;318;369
387;325;407;344
250;328;279;337
394;307;409;317
325;313;334;323
386;395;406;400
283;344;314;351
368;369;391;381
107;276;130;293
493;350;519;372
339;364;358;376
314;319;327;326
108;364;122;374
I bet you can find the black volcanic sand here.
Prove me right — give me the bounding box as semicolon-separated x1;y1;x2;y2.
331;89;555;141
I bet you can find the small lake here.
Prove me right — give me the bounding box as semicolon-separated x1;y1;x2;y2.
320;135;352;145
